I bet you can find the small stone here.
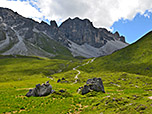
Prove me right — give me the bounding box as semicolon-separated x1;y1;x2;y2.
59;90;66;93
122;78;126;81
57;79;61;83
145;67;150;70
62;78;65;80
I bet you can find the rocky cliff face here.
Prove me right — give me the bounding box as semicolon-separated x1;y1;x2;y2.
59;17;126;48
0;7;128;58
0;8;71;57
59;17;128;57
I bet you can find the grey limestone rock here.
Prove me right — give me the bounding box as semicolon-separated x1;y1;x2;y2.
78;78;105;95
81;85;90;95
50;20;58;28
0;30;6;41
0;7;128;58
59;17;126;48
26;81;54;97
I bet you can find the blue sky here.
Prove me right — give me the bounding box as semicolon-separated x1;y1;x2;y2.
111;11;152;43
0;0;152;44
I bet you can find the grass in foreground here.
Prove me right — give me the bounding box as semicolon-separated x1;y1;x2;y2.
0;56;152;114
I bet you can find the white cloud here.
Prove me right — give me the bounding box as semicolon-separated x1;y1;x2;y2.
144;13;150;18
34;0;152;29
148;8;152;13
0;0;152;29
0;0;43;22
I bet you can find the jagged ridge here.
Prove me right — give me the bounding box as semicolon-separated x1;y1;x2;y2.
0;7;128;58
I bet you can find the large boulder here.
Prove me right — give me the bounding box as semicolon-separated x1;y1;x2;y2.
26;81;54;97
78;78;105;95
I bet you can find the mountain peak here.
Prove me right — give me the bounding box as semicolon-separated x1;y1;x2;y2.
50;20;58;28
60;17;94;28
59;17;127;48
114;31;120;37
0;7;128;58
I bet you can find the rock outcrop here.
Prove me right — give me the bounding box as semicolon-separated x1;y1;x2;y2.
26;81;54;97
50;20;58;28
78;78;105;95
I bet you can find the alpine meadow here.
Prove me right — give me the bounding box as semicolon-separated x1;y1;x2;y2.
0;6;152;114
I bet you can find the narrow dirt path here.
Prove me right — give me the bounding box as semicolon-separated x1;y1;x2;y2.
73;57;96;84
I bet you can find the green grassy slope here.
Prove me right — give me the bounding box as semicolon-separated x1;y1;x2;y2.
0;56;152;114
33;33;73;59
1;31;152;114
80;31;152;76
0;56;92;114
0;55;81;82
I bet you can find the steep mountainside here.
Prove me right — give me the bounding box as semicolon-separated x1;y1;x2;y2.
59;17;126;48
0;7;128;58
59;17;128;57
0;7;72;58
80;31;152;76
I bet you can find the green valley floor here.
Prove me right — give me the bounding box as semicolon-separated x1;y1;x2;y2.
0;56;152;114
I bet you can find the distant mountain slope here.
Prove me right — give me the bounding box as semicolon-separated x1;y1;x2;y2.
59;17;127;47
80;31;152;76
59;17;128;57
0;7;128;58
0;7;72;58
